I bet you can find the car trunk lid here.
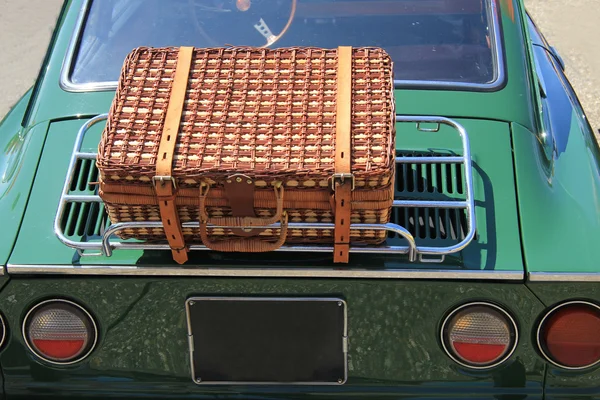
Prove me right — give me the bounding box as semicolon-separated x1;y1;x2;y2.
8;116;524;275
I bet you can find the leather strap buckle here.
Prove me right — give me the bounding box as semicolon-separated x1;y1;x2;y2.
152;175;177;191
331;173;355;191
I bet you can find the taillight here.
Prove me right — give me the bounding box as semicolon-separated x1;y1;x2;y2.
537;301;600;369
441;302;518;369
0;312;6;349
23;299;97;365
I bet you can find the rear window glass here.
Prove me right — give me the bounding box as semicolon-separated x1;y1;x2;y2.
69;0;501;87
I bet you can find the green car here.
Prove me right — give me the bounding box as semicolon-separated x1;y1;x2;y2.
0;0;599;398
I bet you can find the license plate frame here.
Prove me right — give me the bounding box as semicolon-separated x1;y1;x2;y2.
185;297;348;385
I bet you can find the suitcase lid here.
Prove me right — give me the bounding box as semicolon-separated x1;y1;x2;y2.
98;46;395;189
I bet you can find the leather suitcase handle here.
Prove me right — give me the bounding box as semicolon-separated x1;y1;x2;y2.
199;212;288;252
199;185;284;227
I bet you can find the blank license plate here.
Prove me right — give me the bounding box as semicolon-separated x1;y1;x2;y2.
185;297;347;385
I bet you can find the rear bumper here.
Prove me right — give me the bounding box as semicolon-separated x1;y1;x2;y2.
0;276;551;399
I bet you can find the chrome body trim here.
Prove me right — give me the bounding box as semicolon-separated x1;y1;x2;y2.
22;298;99;366
536;300;600;370
185;297;348;385
6;265;525;280
395;0;505;91
54;114;477;263
60;0;505;93
440;301;519;370
59;0;119;92
0;312;6;350
528;272;600;282
59;0;117;92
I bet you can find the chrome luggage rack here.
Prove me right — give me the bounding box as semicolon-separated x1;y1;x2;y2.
54;114;476;263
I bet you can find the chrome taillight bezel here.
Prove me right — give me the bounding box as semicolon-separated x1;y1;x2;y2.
0;312;6;350
537;300;600;370
440;301;518;370
22;299;98;365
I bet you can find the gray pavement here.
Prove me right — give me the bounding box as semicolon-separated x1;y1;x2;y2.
0;0;598;138
526;0;600;137
0;0;62;119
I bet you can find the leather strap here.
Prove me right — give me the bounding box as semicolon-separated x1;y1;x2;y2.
333;46;353;263
199;184;284;228
224;174;263;237
154;46;194;264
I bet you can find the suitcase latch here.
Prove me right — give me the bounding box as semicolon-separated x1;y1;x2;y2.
331;173;355;191
224;174;263;236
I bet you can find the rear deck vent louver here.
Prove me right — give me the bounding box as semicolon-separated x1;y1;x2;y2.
390;152;468;244
61;158;107;240
61;155;468;244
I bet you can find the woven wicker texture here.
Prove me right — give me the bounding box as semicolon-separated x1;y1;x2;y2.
105;204;390;243
98;46;396;247
101;180;394;244
98;46;395;187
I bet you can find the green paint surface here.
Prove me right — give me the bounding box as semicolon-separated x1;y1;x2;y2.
0;90;48;265
512;121;600;273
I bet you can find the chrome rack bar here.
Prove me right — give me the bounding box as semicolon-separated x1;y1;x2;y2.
395;116;476;261
99;222;418;261
54;114;476;263
54;114;109;253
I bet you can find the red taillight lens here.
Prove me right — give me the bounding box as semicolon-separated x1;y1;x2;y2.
23;300;97;365
442;303;517;369
538;301;600;369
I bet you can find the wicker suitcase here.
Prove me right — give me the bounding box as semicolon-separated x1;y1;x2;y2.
97;46;396;264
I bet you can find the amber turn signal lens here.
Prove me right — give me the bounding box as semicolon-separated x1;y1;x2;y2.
441;303;517;369
538;301;600;369
23;299;97;365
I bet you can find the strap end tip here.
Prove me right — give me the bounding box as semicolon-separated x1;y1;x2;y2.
173;249;189;264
